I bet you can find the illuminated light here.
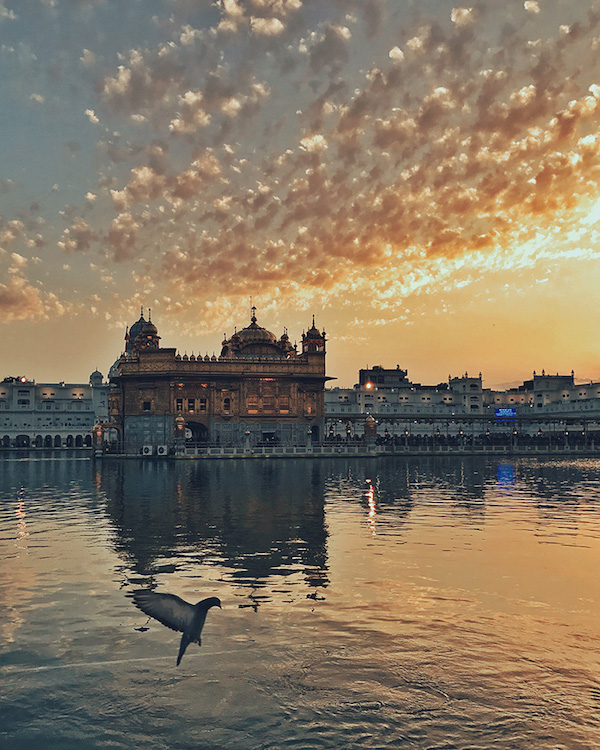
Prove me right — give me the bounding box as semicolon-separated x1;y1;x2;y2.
365;382;373;390
20;376;26;383
365;481;377;536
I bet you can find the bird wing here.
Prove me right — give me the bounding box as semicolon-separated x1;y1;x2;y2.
132;591;196;634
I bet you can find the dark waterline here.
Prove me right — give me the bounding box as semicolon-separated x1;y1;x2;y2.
1;456;599;749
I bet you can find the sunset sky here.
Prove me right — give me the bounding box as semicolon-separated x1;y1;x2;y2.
2;0;600;387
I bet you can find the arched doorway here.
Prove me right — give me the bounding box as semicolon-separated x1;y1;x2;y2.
44;435;53;448
16;435;30;448
54;435;62;448
2;435;10;448
75;435;83;447
186;421;209;443
34;435;43;448
311;425;320;442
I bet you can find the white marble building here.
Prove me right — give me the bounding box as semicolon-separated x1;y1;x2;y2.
0;371;109;448
325;366;600;438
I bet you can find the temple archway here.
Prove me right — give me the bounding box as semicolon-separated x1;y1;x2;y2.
186;421;209;443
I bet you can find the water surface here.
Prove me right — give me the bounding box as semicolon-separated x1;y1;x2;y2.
1;456;599;749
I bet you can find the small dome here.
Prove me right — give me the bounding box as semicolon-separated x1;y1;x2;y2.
140;319;158;336
89;369;103;386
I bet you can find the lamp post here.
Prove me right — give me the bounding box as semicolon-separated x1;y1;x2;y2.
93;423;104;457
174;413;185;455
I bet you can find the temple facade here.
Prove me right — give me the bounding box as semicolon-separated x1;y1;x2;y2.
108;308;328;453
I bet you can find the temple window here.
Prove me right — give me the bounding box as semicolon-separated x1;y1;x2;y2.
188;398;195;412
176;398;183;411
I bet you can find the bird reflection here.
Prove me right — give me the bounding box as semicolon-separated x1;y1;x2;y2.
132;590;221;665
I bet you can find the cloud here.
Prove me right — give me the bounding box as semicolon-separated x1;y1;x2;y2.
0;2;16;23
107;211;140;262
309;24;351;73
251;16;285;35
3;0;600;341
0;254;70;322
57;219;96;254
450;8;474;27
0;275;46;321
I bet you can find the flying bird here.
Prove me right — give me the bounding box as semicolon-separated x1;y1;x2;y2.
132;590;221;665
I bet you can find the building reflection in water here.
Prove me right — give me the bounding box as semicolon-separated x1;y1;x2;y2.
96;455;600;600
98;459;330;593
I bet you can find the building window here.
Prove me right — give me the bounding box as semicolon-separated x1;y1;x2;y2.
18;399;30;407
223;397;231;411
200;398;207;412
143;401;152;411
187;398;195;412
176;398;183;411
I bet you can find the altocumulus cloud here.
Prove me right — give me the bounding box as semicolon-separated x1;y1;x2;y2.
2;0;600;334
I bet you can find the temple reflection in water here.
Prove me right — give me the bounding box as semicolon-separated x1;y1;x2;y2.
98;458;330;590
